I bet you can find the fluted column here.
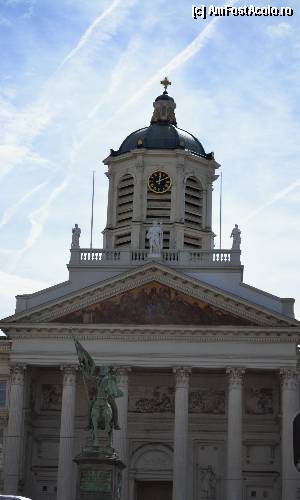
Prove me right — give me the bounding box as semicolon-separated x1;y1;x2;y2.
3;364;26;494
113;367;130;500
172;367;191;500
56;366;77;500
280;368;298;500
226;367;245;500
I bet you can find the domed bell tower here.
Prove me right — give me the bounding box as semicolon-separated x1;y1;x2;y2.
102;78;219;252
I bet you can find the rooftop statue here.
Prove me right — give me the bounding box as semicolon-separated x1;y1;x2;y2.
74;338;123;454
147;221;163;257
230;224;241;250
71;223;81;248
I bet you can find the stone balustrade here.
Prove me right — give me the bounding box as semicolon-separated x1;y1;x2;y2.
69;248;241;267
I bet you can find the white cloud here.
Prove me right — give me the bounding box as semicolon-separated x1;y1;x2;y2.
0;271;48;299
55;0;135;73
267;22;292;38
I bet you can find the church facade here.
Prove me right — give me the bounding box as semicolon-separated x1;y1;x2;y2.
0;81;300;500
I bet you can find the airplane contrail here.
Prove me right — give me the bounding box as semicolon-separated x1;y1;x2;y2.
243;176;300;223
11;0;238;266
54;0;124;74
0;181;47;229
89;0;239;121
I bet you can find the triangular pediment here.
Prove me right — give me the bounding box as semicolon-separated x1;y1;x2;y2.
1;262;298;329
53;281;255;326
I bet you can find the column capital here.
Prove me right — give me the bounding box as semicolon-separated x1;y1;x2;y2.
173;367;191;387
226;367;245;386
10;364;26;385
60;365;77;386
280;367;298;390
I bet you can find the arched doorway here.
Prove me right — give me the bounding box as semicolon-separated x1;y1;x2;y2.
129;443;173;500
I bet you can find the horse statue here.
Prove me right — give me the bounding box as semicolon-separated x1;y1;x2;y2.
74;338;123;451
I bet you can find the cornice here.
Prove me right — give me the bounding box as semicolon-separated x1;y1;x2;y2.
3;324;300;343
2;263;298;327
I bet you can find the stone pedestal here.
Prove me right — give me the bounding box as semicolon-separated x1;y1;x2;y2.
74;448;125;500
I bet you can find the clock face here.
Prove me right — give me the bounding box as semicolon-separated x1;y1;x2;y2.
148;170;172;194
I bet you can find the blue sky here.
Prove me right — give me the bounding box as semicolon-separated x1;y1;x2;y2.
0;0;300;319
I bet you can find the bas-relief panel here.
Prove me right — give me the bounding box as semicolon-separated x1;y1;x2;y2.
189;390;225;415
129;386;175;413
55;282;254;325
194;442;225;500
129;384;225;415
40;384;62;411
245;388;274;415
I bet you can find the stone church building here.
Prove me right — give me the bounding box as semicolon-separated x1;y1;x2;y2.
0;81;300;500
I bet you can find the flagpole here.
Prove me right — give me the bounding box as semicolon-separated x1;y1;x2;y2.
90;171;95;249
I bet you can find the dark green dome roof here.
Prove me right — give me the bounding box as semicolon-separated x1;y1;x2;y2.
109;88;214;160
111;123;209;158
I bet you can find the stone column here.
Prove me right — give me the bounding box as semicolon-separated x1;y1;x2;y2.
3;364;26;494
280;368;298;500
172;367;191;500
56;366;77;500
226;367;245;500
113;367;130;500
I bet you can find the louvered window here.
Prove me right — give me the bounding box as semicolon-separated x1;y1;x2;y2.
115;232;131;248
184;232;202;249
116;174;134;227
184;176;203;229
146;190;171;222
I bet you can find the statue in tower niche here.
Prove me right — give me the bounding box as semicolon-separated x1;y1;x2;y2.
199;466;217;499
71;223;81;248
147;221;163;257
230;223;241;250
74;338;123;454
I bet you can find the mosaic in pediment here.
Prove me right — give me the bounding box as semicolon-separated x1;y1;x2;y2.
54;282;254;325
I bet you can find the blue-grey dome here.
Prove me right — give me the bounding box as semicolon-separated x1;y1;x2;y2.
111;123;211;159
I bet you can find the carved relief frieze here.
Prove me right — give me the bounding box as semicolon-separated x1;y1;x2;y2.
245;388;274;415
41;384;62;411
189;389;225;415
129;385;175;413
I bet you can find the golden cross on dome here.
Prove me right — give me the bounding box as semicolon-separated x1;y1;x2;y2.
160;76;172;93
